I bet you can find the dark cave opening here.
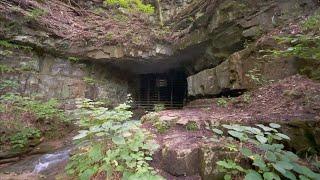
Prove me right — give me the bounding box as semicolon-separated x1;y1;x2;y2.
134;70;187;110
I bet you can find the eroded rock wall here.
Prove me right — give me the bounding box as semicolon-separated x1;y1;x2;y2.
0;47;129;107
183;0;319;97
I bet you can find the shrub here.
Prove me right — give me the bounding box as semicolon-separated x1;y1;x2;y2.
153;120;170;133
215;123;320;180
66;98;163;179
186;121;199;131
9;127;41;150
153;104;165;112
0;93;67;122
216;98;228;107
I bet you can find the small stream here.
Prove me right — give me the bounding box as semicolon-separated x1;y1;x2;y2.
32;147;71;174
0;146;74;176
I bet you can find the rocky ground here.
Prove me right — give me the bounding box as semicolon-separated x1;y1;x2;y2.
142;75;320;179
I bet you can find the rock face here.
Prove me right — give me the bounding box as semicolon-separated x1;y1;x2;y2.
187;40;298;96
0;48;129;107
160;133;201;176
175;0;318;72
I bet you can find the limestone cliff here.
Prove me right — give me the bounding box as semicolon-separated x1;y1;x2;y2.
0;0;319;102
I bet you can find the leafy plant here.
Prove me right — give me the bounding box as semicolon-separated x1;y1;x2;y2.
153;120;170;133
0;80;19;90
20;62;37;72
26;8;47;20
0;40;32;51
68;56;80;63
216;123;320;180
66;98;163;179
217;98;228;107
104;0;154;14
0;93;67;122
9;127;41;150
83;77;96;85
153;104;165;112
246;68;266;85
0;64;15;73
302;12;320;31
186;121;199;131
242;93;251;104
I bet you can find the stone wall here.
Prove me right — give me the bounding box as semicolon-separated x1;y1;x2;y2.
0;47;129;107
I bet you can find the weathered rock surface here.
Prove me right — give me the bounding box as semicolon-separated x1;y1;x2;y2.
175;0;318;74
187;37;298;96
160;133;201;176
144;75;320;178
0;48;129;106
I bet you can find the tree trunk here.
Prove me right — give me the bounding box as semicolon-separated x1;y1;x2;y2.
155;0;163;26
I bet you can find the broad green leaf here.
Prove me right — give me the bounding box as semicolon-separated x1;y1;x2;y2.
211;128;223;135
253;157;268;171
222;124;245;132
256;124;277;132
256;135;268;144
228;130;247;141
112;136;126;145
275;133;290;140
283;151;299;161
73;130;89;140
269;123;281;129
276;161;294;170
244;170;263;180
244;127;262;134
80;168;96;180
282;170;297;180
263;172;281;180
88;144;103;161
224;174;232;180
272;163;286;174
265;151;277;162
240;147;253;157
292;163;320;179
299;175;310;180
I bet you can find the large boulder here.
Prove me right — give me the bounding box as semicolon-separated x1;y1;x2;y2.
187;38;298;96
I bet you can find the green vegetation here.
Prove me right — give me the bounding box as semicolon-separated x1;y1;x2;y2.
242;93;251;104
0;93;67;122
26;8;47;20
216;98;228;107
0;93;69;153
214;123;320;180
264;12;320;80
153;104;165;112
153;120;170;133
0;80;19;91
0;65;9;73
66;98;163;179
246;67;267;85
9;127;41;150
83;77;96;85
104;0;154;14
68;56;80;63
0;40;33;51
185;121;199;131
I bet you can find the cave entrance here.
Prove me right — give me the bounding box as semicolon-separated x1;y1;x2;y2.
135;71;187;110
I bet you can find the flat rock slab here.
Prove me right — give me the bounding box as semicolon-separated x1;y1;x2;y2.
160;132;203;176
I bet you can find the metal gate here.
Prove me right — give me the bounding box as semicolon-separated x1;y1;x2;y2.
134;71;187;110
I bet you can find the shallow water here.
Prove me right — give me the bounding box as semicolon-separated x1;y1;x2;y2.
32;148;71;174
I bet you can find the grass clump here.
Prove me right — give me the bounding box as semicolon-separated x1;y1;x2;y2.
186;121;199;131
104;0;154;14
